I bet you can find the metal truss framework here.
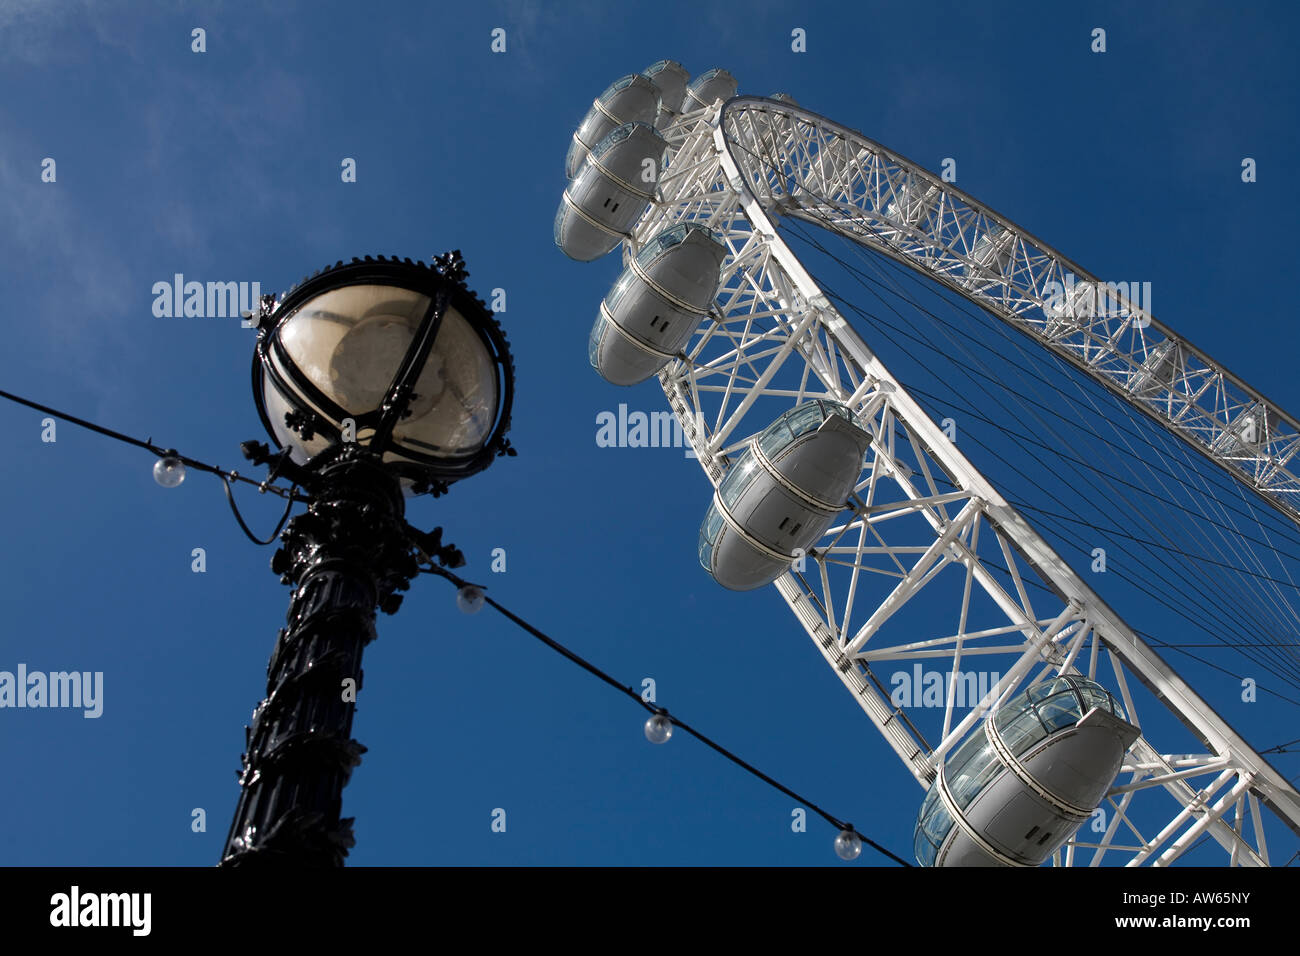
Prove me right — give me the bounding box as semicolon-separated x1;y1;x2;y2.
628;96;1300;866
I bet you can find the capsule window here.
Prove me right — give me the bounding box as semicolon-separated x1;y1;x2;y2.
719;451;763;509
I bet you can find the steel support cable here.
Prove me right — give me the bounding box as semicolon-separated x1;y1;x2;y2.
417;565;911;866
662;140;1300;714
982;271;1300;648
777;227;1300;634
828;284;1300;688
1135;632;1300;708
907;449;1300;706
773;185;1300;638
895;241;1300;651
834;414;1300;705
1163;431;1300;652
729;124;1300;535
687;248;1300;689
773;207;1300;557
779;220;1300;684
845;242;1300;542
1212;453;1300;636
881;436;1300;704
698;269;1300;590
816;233;1300;684
722;134;1300;553
781;236;1300;688
858;369;1300;592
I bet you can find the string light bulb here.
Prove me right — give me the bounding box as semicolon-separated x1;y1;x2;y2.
153;455;186;488
456;584;486;614
834;829;862;861
644;712;673;744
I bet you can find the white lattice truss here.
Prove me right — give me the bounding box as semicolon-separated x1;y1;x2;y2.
628;96;1300;866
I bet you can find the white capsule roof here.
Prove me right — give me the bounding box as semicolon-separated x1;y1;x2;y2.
914;675;1139;867
589;223;727;386
642;60;691;130
555;122;666;262
699;401;871;591
682;68;738;111
566;73;661;180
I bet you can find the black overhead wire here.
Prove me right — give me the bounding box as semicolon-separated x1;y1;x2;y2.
0;384;914;865
772;216;1300;690
0;388;306;545
220;475;298;545
418;564;912;866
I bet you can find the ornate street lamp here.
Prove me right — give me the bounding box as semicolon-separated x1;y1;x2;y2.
220;251;514;867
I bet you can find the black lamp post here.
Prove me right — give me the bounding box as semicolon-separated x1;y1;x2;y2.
219;251;514;867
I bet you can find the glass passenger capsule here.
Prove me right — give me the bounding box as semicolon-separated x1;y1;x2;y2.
885;180;939;229
1129;339;1182;395
913;675;1139;867
1212;402;1277;454
1043;278;1099;335
698;401;872;591
642;60;691;130
556;123;666;262
588;223;727;386
682;68;738;111
963;224;1014;292
566;74;661;180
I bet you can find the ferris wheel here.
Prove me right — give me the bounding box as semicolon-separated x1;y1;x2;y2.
556;62;1300;866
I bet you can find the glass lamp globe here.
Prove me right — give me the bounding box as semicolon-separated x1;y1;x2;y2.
251;256;512;492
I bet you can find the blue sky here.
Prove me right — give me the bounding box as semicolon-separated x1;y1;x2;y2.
1;0;1297;866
